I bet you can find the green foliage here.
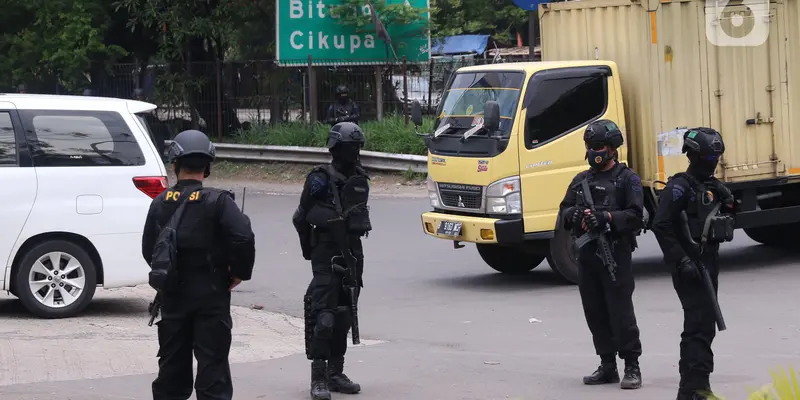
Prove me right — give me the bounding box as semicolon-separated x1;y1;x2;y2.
329;0;430;50
431;0;528;43
231;115;435;155
0;0;127;91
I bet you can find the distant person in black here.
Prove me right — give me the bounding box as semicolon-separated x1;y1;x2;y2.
651;127;733;400
325;85;361;126
557;119;644;391
293;122;371;400
142;129;256;400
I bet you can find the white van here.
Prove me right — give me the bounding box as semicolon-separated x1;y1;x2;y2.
0;94;167;318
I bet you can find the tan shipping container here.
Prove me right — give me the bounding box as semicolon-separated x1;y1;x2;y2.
539;0;800;186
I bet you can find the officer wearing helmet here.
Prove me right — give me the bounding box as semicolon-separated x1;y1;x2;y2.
141;129;256;400
651;128;733;400
292;121;370;400
325;85;361;126
557;119;644;390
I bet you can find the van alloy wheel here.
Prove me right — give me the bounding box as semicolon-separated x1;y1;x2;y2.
27;251;86;308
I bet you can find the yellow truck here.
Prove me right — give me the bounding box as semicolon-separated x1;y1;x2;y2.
410;0;800;283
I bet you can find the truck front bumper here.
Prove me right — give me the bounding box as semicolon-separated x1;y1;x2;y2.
420;212;524;245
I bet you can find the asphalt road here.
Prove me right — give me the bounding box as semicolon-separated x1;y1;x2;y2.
2;191;800;400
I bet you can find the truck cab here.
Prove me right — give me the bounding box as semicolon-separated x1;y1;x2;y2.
412;60;627;283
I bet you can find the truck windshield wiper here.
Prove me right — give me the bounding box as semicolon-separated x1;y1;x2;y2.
433;123;455;137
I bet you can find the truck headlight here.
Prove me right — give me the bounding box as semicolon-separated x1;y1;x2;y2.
485;176;522;214
427;175;441;208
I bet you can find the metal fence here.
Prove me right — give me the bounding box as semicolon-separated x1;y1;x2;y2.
11;55;537;139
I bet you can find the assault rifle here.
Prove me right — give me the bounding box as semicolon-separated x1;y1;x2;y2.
679;210;727;331
573;179;618;282
327;216;361;345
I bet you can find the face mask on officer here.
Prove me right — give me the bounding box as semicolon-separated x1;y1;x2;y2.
586;142;615;170
689;152;719;178
331;142;360;166
338;93;348;104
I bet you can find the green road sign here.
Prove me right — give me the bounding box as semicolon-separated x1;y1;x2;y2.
276;0;431;66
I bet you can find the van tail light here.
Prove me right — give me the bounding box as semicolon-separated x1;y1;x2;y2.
133;176;168;199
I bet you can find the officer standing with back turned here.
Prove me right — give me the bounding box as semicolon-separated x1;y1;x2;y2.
557;119;644;391
142;129;256;400
651;128;733;400
293;121;371;400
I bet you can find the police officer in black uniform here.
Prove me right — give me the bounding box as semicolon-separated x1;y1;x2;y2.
325;85;361;126
651;127;733;400
142;129;256;400
292;122;370;400
558;119;644;390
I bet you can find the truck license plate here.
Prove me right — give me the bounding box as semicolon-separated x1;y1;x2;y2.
437;221;462;237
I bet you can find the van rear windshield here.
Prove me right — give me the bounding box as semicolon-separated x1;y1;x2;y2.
435;71;525;138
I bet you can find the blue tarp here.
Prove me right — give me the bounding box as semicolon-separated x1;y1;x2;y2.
431;35;490;56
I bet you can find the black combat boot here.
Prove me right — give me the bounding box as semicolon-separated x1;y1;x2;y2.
620;360;642;389
583;360;620;385
328;357;361;394
310;360;331;400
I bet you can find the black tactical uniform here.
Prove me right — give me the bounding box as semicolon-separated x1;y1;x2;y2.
293;122;371;400
142;129;256;400
557;119;644;390
651;128;733;400
325;85;361;126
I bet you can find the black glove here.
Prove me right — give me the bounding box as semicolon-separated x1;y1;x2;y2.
585;211;610;231
677;256;702;281
570;207;584;226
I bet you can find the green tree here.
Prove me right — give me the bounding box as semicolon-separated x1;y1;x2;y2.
0;0;127;92
431;0;528;43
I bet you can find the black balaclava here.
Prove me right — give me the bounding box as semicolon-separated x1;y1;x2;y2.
688;152;719;179
331;143;360;173
337;91;349;105
586;146;615;170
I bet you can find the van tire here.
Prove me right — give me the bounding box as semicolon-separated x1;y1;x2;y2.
547;226;580;284
744;226;793;247
476;244;545;274
14;240;97;319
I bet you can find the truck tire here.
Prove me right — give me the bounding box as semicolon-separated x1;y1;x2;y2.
476;244;545;274
546;225;580;284
744;226;793;247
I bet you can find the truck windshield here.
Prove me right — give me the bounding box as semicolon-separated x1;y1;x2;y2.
435;71;525;138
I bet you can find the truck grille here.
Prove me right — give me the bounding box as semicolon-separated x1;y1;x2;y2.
438;182;483;209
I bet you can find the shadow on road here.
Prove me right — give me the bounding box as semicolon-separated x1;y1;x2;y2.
0;297;147;319
430;267;573;293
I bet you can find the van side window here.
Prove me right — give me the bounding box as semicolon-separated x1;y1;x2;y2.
0;112;17;166
19;110;145;167
525;75;607;148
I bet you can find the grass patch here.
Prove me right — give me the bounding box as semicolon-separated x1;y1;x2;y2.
230;115;435;156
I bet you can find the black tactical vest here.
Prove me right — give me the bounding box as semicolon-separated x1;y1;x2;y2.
306;164;372;235
672;173;734;244
578;164;630;213
575;164;638;243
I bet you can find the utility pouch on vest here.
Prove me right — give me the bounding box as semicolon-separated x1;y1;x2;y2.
306;204;338;227
707;213;735;243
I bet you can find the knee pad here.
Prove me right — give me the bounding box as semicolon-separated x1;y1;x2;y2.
314;311;335;340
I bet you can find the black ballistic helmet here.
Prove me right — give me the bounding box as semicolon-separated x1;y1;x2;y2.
335;85;349;96
168;129;216;163
584;119;624;148
327;122;365;149
682;127;725;156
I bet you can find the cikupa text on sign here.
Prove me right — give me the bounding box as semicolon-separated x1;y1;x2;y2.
289;0;381;54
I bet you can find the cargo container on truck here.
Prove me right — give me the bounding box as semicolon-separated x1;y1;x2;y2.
412;0;800;283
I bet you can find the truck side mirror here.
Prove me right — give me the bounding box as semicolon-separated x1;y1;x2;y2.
411;100;423;127
484;101;500;132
